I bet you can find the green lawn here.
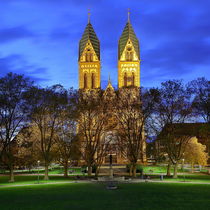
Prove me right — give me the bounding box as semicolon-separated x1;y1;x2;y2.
0;175;75;186
0;167;82;175
139;165;208;174
151;174;210;183
0;183;210;210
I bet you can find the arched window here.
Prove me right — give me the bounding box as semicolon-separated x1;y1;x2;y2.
90;53;93;62
124;72;127;87
129;52;133;61
91;73;95;89
126;47;133;61
132;72;135;86
84;73;87;89
85;49;93;62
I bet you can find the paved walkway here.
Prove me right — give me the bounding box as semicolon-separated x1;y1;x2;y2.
1;178;210;188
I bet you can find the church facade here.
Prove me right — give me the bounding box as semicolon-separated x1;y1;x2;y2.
78;15;146;165
78;14;140;90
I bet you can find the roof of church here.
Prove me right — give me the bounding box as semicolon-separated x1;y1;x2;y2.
79;22;100;60
118;21;140;59
105;78;114;91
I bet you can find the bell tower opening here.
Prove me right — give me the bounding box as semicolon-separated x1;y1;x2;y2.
132;72;135;86
124;72;127;87
84;73;87;89
91;73;95;89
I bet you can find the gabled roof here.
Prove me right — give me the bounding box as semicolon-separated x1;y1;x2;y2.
105;79;114;91
159;123;210;139
118;21;140;60
79;22;100;60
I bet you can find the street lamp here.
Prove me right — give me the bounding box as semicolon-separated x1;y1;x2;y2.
68;160;71;175
182;159;185;182
37;160;40;184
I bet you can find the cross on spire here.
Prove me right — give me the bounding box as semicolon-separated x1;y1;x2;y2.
128;8;130;23
88;9;91;23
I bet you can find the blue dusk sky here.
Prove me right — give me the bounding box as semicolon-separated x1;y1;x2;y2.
0;0;209;89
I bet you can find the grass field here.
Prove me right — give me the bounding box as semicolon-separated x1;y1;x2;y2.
0;167;82;175
0;182;210;210
157;174;210;183
135;165;208;174
0;175;75;186
1;172;210;186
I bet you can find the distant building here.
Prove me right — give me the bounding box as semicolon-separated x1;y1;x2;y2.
156;123;210;163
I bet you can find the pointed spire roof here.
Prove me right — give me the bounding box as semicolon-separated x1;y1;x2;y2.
106;75;114;90
118;20;140;60
79;22;100;60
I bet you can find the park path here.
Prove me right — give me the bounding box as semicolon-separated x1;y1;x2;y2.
1;179;210;188
0;180;91;188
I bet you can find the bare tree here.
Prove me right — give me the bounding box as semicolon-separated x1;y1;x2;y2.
159;124;193;178
55;90;80;177
115;87;158;177
0;73;33;182
77;90;110;176
15;126;40;171
153;80;193;177
189;77;210;123
29;85;67;180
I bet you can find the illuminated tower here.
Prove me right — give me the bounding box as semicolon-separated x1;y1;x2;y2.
118;10;140;88
78;12;100;89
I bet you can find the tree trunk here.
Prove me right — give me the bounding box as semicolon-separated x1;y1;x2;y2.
199;165;202;172
64;163;68;177
173;162;178;178
191;163;194;173
9;165;14;182
129;165;133;177
167;163;171;176
133;164;137;177
95;166;100;177
44;163;49;180
87;165;92;176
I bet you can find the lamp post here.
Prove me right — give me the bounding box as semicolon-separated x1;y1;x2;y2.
109;154;113;179
37;160;40;184
182;159;185;182
68;160;71;176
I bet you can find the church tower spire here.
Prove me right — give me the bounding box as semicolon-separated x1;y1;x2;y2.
118;11;140;88
128;8;130;23
78;12;101;89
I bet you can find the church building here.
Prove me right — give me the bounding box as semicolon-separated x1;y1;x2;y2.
78;12;146;165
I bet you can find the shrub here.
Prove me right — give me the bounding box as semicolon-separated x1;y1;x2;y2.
126;164;144;174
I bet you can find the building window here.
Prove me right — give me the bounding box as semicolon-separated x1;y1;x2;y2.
84;73;87;89
91;73;95;88
85;49;93;62
124;72;127;87
126;47;133;61
132;72;135;86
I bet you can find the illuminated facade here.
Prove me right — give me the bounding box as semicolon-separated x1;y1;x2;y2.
118;18;140;88
78;20;100;89
78;14;146;164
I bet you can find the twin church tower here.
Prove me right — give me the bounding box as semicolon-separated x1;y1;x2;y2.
78;12;140;89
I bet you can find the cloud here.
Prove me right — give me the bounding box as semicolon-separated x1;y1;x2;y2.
0;54;49;83
0;26;35;43
0;0;210;89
